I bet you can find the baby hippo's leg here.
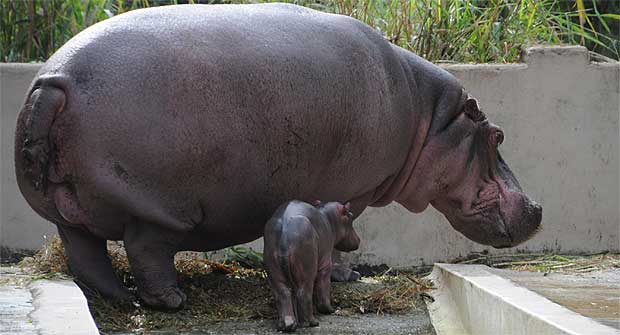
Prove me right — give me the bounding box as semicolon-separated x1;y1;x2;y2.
294;281;318;328
290;256;319;328
271;281;297;332
314;264;335;314
264;234;297;332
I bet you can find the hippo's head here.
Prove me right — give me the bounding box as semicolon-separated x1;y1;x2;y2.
319;202;361;252
397;92;542;248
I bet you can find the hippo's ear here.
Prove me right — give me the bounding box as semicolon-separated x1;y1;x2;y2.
344;202;355;220
464;95;485;122
313;200;322;207
341;202;354;219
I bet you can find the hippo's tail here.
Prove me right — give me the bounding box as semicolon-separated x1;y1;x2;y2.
14;75;73;226
15;76;67;193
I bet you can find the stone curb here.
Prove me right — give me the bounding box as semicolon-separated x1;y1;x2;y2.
426;263;619;335
28;279;99;335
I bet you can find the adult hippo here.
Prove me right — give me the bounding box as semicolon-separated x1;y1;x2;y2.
15;3;542;310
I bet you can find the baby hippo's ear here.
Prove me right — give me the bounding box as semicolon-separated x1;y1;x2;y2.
342;202;354;219
313;200;322;207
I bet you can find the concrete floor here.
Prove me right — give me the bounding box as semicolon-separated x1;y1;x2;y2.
0;266;99;335
0;267;37;335
490;267;620;330
0;285;37;335
114;313;437;335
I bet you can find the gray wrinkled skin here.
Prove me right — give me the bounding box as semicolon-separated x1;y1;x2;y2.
14;4;541;310
264;200;360;331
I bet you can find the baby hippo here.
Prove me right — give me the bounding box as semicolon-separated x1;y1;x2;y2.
264;200;360;332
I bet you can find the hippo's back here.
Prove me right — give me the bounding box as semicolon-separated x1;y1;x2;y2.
23;4;415;246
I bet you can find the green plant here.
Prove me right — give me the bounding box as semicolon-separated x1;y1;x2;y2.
332;0;619;62
223;246;265;270
1;0;618;63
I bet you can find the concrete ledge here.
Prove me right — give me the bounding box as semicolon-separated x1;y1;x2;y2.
28;280;99;335
426;264;618;335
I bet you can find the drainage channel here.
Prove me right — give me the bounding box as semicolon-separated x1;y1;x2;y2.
426;263;619;335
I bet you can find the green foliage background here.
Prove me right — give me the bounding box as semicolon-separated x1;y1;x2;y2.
1;0;619;63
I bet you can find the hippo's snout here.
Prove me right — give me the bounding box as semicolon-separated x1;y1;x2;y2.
494;197;542;249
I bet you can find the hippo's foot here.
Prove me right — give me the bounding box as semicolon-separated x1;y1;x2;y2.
330;263;361;282
276;315;297;333
298;318;319;328
124;220;186;311
56;224;132;304
138;286;186;311
317;303;335;314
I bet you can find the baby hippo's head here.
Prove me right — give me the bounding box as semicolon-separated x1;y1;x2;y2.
318;201;360;252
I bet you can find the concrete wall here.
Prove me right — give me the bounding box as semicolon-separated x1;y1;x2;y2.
1;64;56;254
1;46;618;265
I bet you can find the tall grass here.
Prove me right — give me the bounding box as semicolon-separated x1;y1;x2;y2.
333;0;620;62
1;0;618;63
0;0;164;62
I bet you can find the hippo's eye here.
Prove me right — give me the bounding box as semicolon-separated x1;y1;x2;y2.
491;129;504;146
495;130;504;145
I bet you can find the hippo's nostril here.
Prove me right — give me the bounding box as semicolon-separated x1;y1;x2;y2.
533;203;542;223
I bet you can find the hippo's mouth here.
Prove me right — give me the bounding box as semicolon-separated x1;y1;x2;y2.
432;178;542;249
463;195;501;218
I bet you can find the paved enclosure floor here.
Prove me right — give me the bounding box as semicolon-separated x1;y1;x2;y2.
113;313;436;335
0;267;37;335
490;267;620;329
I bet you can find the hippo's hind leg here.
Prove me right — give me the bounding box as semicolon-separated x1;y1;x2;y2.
57;224;131;302
123;220;186;310
313;265;335;314
271;281;297;332
294;281;319;328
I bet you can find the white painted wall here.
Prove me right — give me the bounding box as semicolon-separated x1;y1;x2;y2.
1;64;56;253
1;46;618;265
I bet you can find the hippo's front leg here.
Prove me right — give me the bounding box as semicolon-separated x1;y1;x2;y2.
123;220;186;310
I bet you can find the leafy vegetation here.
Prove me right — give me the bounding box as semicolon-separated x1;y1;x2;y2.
1;0;618;63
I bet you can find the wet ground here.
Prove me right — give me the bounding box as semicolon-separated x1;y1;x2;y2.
0;267;37;335
490;267;620;329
